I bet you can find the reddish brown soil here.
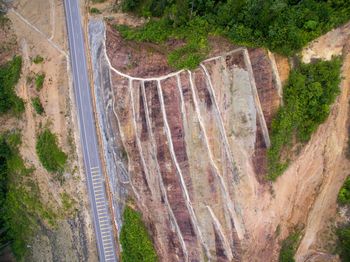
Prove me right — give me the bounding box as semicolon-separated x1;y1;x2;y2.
252;120;268;183
193;68;212;109
112;73;186;260
214;227;228;262
248;48;280;131
106;24;243;78
179;72;195;109
226;50;246;70
161;77;193;193
133;80;148;141
144;80;201;259
248;48;280;181
106;24;173;77
111;73;150;194
208;35;239;57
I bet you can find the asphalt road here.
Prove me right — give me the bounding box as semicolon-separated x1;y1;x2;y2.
63;1;117;261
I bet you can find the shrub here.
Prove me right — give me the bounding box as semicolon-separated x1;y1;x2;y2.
118;0;350;62
32;55;44;64
31;97;44;115
337;225;350;261
120;206;157;262
35;73;45;91
90;7;101;14
0;56;24;115
121;0;140;12
0;131;57;259
279;232;300;262
61;192;76;215
36;129;67;173
338;176;350;205
268;57;342;180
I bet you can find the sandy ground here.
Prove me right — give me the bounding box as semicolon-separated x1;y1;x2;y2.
3;0;98;260
294;24;350;262
302;21;350;63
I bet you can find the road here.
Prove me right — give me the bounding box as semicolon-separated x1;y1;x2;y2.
63;0;117;261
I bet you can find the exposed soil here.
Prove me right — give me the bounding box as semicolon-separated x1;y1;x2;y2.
1;0;98;261
93;13;350;262
0;17;18;63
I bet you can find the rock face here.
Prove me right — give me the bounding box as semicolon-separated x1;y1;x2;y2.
89;20;350;261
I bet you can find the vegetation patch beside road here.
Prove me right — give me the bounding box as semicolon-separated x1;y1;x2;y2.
36;129;67;175
0;131;57;259
0;56;24;116
120;206;157;262
31;96;44;115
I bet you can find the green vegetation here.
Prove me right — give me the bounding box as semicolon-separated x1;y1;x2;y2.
35;73;45;91
268;57;342;180
0;56;24;115
36;129;67;174
120;206;157;262
279;231;301;262
32;55;44;64
336;177;350;261
0;131;57;259
31;97;44;115
91;0;106;3
117;17;211;69
336;225;350;261
61;192;77;215
118;0;350;69
338;176;350;205
90;7;102;14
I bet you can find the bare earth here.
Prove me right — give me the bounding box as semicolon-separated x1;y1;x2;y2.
3;0;98;261
89;12;350;261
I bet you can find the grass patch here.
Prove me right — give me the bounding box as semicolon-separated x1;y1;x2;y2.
336;224;350;261
338;176;350;205
31;97;44;115
35;73;45;91
0;56;24;116
268;57;342;180
91;0;106;3
279;231;301;262
36;129;67;174
32;55;44;64
90;7;101;14
120;206;157;262
60;192;77;216
0;131;57;259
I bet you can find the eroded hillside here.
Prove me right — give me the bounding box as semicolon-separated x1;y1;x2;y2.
89;14;350;261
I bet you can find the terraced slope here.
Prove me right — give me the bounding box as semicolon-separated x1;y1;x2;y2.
89;20;350;261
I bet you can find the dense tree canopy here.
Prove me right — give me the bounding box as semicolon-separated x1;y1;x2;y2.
120;0;350;68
